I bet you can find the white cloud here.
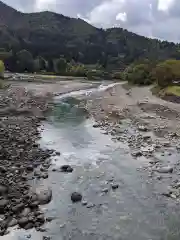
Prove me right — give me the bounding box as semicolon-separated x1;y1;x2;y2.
116;12;127;22
157;0;174;11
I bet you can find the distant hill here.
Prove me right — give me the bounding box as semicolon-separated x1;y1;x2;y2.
0;0;179;69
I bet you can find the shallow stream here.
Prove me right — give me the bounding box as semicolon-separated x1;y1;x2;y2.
4;83;180;240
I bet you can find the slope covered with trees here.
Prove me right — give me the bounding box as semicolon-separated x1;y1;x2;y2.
0;0;180;75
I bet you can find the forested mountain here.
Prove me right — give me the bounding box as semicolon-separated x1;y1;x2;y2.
0;0;179;72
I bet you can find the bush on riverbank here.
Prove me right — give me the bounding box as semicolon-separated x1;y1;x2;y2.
152;59;180;87
122;62;154;85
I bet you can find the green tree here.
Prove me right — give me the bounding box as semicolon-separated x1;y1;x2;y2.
16;50;34;72
54;58;67;74
152;59;180;87
123;63;154;85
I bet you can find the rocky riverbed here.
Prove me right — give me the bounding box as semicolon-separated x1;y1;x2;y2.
2;80;180;239
0;87;56;235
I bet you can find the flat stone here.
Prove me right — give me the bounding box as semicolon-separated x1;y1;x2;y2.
157;166;173;174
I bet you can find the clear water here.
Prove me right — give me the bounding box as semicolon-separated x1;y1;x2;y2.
4;87;180;240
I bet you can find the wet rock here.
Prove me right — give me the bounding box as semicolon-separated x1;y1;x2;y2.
55;151;60;156
93;123;101;128
36;214;45;224
71;192;82;203
131;151;142;157
111;184;119;190
86;203;95;208
36;187;52;205
162;191;172;197
82;201;88;206
18;217;29;228
60;165;73;173
157;166;173;174
42;173;49;179
43;236;51;240
102;188;109;193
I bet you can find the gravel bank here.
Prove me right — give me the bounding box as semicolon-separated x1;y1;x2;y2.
0;87;54;235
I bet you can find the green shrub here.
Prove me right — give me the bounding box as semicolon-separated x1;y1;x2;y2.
152;59;180;87
123;63;154;85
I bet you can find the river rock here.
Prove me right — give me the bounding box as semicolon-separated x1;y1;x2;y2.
7;218;18;227
20;207;31;217
18;217;29;228
36;187;52;205
71;192;82;203
131;151;142;157
60;165;73;173
0;199;8;213
0;185;8;195
111;184;119;190
157;166;173;174
12;203;24;213
138;125;148;132
102;188;109;193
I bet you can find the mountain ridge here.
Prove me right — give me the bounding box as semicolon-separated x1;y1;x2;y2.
0;0;179;69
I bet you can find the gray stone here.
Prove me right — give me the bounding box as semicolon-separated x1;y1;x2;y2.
0;185;8;195
12;203;24;213
157;166;173;174
18;217;29;228
102;188;109;193
111;184;119;190
8;218;18;228
71;192;82;203
0;199;8;213
86;203;95;208
36;187;52;205
138;125;148;132
131;151;142;157
20;208;31;217
60;165;73;173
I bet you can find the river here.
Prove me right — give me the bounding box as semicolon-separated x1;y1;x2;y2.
4;83;180;240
